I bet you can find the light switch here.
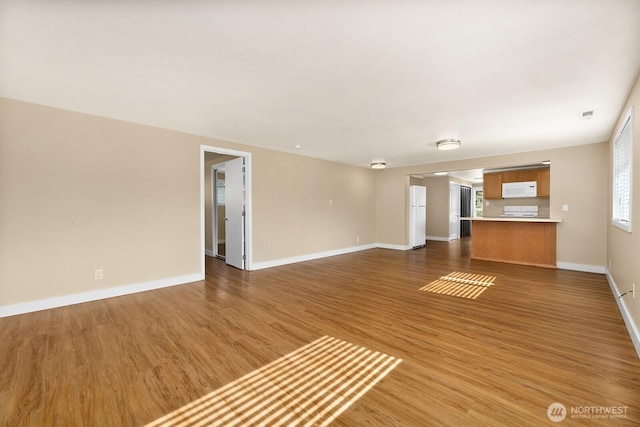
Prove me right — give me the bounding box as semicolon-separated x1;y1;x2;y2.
562;204;569;212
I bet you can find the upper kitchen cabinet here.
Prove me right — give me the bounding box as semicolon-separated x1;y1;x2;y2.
537;168;550;197
502;169;537;183
483;173;503;199
483;166;550;199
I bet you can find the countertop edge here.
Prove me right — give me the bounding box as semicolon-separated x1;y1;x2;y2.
461;217;562;223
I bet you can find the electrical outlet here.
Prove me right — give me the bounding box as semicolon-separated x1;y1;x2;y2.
356;236;360;243
95;269;103;280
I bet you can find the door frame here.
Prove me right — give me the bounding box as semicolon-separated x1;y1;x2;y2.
200;145;252;274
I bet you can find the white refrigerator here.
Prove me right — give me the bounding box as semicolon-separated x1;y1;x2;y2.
409;185;427;248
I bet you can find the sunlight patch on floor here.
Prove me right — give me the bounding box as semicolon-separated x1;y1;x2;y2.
419;272;496;299
145;335;401;427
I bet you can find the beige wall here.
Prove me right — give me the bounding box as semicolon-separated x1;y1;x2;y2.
423;176;451;239
0;98;377;306
375;142;608;268
0;95;613;310
608;72;640;344
0;98;204;305
252;150;377;261
409;176;424;186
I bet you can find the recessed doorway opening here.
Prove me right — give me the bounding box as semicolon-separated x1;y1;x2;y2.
200;146;252;274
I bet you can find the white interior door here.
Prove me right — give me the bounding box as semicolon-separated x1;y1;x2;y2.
449;182;460;240
225;157;245;269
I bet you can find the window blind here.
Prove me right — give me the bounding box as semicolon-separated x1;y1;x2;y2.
613;109;633;232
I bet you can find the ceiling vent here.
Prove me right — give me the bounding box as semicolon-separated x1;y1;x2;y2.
579;110;594;120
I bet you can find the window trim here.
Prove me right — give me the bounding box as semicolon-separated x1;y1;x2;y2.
612;107;633;232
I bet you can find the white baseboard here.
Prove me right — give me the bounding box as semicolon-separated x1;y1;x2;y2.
205;249;214;257
427;236;454;242
557;262;606;274
0;273;203;318
606;270;640;360
250;244;378;270
376;243;411;251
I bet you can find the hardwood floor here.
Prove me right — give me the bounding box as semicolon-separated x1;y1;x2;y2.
1;239;639;426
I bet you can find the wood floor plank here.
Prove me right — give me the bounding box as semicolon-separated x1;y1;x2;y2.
1;239;639;426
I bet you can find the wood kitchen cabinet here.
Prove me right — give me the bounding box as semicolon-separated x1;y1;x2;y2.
483;173;503;199
483;167;550;199
501;169;538;183
537;168;550;197
470;219;559;268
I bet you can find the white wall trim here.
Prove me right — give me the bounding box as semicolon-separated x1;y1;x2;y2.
605;270;640;360
427;236;454;242
376;243;412;251
251;242;413;270
556;262;606;274
0;273;203;318
1;243;398;316
205;249;214;257
250;244;378;270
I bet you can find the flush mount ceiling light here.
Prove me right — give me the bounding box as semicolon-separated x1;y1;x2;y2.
434;171;448;176
436;139;461;151
371;161;386;169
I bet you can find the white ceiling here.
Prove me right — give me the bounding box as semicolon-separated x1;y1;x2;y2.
2;1;640;168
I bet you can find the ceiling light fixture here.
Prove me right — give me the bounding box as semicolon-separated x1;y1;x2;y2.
371;161;386;169
436;139;461;151
434;171;448;176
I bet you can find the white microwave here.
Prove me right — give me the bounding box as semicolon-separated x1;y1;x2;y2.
502;181;537;198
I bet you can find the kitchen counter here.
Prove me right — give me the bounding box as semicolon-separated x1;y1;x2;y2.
461;216;562;223
465;217;559;268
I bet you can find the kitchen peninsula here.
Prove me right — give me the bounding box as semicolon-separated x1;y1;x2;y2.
467;165;561;268
466;217;561;268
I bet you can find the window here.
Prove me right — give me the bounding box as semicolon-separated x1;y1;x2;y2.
473;188;484;217
612;107;633;232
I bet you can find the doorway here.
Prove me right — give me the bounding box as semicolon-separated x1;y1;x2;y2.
212;164;226;259
449;182;460;240
201;146;252;274
460;185;472;238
